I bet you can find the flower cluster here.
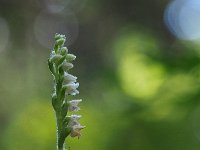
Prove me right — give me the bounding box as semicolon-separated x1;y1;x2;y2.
48;34;85;149
67;114;85;138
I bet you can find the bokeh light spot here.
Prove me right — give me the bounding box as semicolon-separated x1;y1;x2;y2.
165;0;200;41
113;30;166;100
120;53;166;99
34;11;78;48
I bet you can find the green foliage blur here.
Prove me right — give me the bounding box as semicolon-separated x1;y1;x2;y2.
0;0;200;150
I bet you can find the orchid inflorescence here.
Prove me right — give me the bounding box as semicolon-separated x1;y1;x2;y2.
48;34;85;150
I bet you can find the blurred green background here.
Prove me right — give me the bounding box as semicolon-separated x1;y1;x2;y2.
0;0;200;150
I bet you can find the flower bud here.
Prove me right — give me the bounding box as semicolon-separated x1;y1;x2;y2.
55;33;61;40
56;38;65;46
50;54;63;64
61;47;68;55
62;61;73;71
55;33;65;40
66;54;76;61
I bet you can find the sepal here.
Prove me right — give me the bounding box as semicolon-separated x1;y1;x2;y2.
60;87;66;102
48;59;55;75
52;93;58;110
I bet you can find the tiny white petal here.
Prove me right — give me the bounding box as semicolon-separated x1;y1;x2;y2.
67;82;79;89
68;99;82;112
64;72;77;83
68;99;82;104
70;89;79;96
69;114;82;120
64;83;79;95
67;115;82;127
73;124;86;130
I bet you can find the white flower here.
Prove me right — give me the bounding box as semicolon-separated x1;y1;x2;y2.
67;115;85;139
70;124;86;139
69;114;82;120
64;82;79;95
70;89;79;96
64;72;77;83
65;82;79;89
67;115;82;127
68;99;82;112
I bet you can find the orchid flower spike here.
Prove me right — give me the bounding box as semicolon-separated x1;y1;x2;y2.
48;33;85;150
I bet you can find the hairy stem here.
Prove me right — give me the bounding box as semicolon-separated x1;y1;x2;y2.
57;116;66;150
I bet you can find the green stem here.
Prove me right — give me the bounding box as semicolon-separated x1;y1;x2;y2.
55;65;66;150
56;113;67;150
